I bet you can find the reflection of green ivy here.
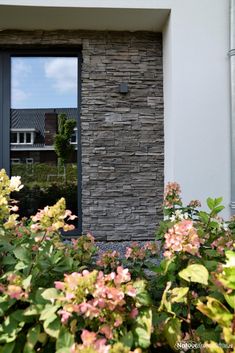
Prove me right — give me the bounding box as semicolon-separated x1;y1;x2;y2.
11;163;77;184
12;182;78;219
54;113;76;165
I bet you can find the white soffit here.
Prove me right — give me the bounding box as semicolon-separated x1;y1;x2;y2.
0;4;170;32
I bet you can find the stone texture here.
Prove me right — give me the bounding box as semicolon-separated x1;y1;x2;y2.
0;30;164;241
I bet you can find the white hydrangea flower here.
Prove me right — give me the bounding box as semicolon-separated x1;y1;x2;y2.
222;222;229;231
170;210;189;222
175;209;183;217
9;176;23;192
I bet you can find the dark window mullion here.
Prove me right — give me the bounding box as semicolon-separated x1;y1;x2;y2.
2;53;10;175
0;53;3;169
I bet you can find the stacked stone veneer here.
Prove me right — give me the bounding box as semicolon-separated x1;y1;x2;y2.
0;30;164;241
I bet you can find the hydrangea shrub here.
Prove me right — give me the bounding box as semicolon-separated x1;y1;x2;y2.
1;170;235;352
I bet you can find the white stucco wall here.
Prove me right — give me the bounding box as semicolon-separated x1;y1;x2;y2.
163;0;231;217
0;0;231;217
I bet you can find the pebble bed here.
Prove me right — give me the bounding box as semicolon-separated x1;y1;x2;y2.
64;239;162;267
95;241;162;270
96;241;151;258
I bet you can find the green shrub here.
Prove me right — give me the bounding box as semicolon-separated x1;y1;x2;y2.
1;170;235;353
0;169;150;353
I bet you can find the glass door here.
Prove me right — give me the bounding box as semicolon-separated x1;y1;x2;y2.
7;53;81;233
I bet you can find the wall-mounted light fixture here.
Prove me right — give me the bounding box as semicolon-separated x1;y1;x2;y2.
119;83;128;94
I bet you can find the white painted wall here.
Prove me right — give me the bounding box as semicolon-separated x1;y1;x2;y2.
163;0;231;217
0;0;231;216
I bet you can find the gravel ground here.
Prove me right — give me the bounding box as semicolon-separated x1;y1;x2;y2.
96;240;152;258
64;239;162;267
95;241;162;270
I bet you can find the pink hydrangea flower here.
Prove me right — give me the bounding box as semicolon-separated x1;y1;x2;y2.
7;285;24;300
114;267;131;284
164;182;182;208
129;307;139;319
81;330;97;345
100;325;113;339
58;309;72;324
164;219;201;257
55;281;65;290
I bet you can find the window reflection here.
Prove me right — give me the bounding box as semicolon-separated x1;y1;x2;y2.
10;57;78;227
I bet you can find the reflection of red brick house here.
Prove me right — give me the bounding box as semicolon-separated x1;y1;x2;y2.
10;108;77;164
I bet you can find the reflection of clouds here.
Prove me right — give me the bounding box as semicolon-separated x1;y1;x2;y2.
44;58;77;94
12;88;29;102
11;59;32;105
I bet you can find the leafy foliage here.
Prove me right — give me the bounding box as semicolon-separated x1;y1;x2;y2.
1;172;235;352
54;113;77;165
152;182;235;352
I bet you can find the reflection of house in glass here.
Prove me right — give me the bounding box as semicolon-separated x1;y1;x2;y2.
10;108;77;165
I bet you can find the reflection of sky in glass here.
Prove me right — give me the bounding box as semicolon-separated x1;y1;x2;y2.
11;57;78;108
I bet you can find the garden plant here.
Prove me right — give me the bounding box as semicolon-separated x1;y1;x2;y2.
0;169;235;352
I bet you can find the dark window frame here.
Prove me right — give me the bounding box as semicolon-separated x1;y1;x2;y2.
0;48;83;234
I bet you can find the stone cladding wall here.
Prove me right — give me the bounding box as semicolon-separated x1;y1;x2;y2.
0;30;164;240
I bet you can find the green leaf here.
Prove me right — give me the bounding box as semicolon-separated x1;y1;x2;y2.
170;287;189;303
204;249;220;258
15;261;28;270
213;205;225;215
214;197;223;207
158;282;172;313
207;198;215;210
162;257;175;274
40;304;60;321
23;345;35;353
209;220;220;229
202;341;225;353
223;326;235;346
0;342;15;353
179;264;209;285
133;280;152;306
120;331;133;348
197;297;233;327
196;324;220;342
24;305;39;317
224;293;235;309
56;349;71;353
163;317;181;350
0;314;25;343
13;247;30;263
203;260;218;271
10;310;25;322
224;251;235;268
22;275;32;291
26;325;40;349
43;316;60;339
2;256;16;265
133;308;152;349
198;211;209;223
41;288;58;302
38;333;47;344
0;297;14;317
56;327;74;351
34;289;49;305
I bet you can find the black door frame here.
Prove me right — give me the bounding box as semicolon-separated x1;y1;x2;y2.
0;48;83;234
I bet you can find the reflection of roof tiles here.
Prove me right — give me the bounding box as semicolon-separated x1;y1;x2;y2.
10;108;78;137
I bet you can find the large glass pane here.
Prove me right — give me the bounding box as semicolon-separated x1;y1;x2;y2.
26;133;31;144
19;133;24;143
11;132;17;143
10;57;78;226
